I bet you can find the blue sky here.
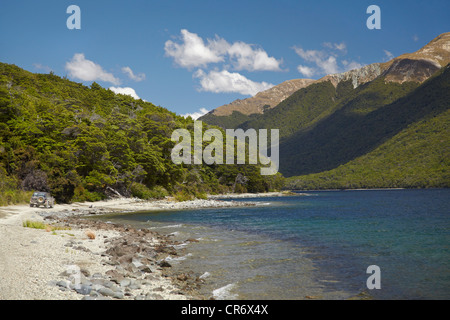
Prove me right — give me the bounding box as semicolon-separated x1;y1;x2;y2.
1;0;449;118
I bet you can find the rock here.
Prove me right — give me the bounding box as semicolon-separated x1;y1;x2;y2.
91;278;114;289
117;254;134;265
75;284;92;295
120;279;131;287
56;280;70;289
98;287;116;298
132;257;143;268
80;267;90;277
105;269;124;283
48;215;201;300
139;265;153;273
145;293;164;300
73;245;91;252
128;280;141;290
82;291;112;300
177;273;188;281
89;290;100;297
159;260;172;268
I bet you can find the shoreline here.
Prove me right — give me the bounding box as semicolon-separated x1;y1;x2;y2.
0;192;292;300
0;201;206;300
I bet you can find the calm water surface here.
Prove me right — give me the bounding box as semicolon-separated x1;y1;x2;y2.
96;189;449;300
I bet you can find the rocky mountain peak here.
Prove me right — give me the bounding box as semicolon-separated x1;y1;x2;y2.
211;78;315;116
319;63;383;89
380;32;450;84
204;33;449;118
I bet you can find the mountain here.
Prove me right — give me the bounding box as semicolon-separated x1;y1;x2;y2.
202;33;450;130
199;78;315;128
381;31;450;83
210;78;316;116
201;32;450;188
281;64;449;177
320;32;450;87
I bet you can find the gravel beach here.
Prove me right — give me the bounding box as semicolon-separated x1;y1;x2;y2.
0;196;261;300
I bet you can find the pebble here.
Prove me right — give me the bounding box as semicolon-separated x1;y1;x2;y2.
46;217;205;300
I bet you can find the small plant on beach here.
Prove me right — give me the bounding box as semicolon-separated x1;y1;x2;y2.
22;220;47;229
22;220;71;232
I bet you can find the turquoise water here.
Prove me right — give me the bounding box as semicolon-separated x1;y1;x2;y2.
98;189;450;300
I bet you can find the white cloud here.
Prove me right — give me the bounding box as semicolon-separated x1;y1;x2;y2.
297;65;316;77
109;86;141;100
294;47;340;74
181;107;210;120
165;29;282;97
165;29;282;72
227;42;282;71
334;43;347;52
164;29;224;69
383;49;395;61
320;56;339;74
65;53;120;85
342;60;364;71
294;45;363;76
293;47;324;63
323;42;347;53
194;69;274;96
122;66;146;82
33;63;53;73
413;34;419;42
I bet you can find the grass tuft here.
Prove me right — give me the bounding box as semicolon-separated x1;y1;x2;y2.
22;220;71;231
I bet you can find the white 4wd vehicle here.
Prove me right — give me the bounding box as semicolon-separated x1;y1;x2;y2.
30;192;55;208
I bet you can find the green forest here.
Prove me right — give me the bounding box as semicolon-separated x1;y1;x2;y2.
202;65;449;190
286;108;450;190
0;62;284;206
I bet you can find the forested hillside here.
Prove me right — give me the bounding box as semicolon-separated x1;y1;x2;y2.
280;66;448;176
286;108;450;190
285;65;449;189
199;33;449;189
0;63;283;205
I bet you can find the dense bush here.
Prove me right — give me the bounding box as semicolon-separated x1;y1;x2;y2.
0;62;282;204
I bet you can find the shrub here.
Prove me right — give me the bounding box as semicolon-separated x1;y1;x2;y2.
130;182;168;200
21;170;49;192
0;190;33;206
174;190;194;202
71;186;105;203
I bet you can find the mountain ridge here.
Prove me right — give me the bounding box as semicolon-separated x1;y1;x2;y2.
209;78;315;116
201;32;449;186
201;32;450;126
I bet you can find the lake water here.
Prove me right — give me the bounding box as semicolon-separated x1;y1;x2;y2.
96;189;450;300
